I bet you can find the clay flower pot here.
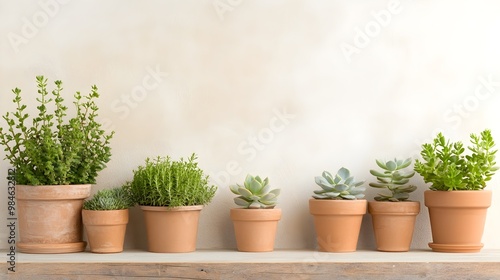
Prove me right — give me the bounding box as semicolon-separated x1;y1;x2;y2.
16;184;91;253
309;198;367;252
368;201;420;252
230;208;281;252
425;190;492;253
140;205;203;253
82;209;129;253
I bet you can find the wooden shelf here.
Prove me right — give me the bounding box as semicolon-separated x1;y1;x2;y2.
3;249;500;279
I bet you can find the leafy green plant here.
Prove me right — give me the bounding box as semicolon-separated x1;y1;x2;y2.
414;129;498;191
313;167;366;200
369;158;417;201
230;174;280;209
0;76;114;185
83;186;134;211
128;153;217;207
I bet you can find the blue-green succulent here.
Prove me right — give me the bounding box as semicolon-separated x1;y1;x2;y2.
313;167;365;200
369;158;417;201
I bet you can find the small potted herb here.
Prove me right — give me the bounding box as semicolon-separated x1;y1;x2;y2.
82;186;134;253
128;154;217;253
309;167;366;252
414;130;498;253
368;158;420;252
0;76;113;253
229;174;281;252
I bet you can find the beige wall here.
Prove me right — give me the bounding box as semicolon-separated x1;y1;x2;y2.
1;0;500;250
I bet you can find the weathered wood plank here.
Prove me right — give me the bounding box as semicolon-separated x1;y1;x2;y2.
2;262;500;280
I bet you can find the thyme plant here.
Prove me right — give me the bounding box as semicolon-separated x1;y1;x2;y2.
0;76;114;185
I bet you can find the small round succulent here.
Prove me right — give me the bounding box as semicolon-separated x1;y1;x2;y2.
83;186;134;211
230;174;280;209
313;167;366;200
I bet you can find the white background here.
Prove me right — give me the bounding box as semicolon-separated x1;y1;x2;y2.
1;0;500;250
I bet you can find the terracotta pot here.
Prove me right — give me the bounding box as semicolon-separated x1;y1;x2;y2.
368;201;420;252
140;205;203;253
230;208;281;252
425;190;491;253
309;198;367;252
16;184;91;253
82;209;129;253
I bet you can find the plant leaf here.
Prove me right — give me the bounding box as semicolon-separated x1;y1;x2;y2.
399;158;412;169
370;170;391;178
269;189;280;196
369;182;387;188
229;185;240;195
315;176;334;190
322;171;334;184
386;160;397;171
248;178;262;194
238;187;253;198
334;184;348;191
375;159;387;170
234;197;249;207
337;167;350;180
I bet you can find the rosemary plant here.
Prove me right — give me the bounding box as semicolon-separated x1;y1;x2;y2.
128;153;217;207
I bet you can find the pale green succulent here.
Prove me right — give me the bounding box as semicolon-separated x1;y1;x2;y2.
230;174;280;209
313;167;366;200
369;158;417;201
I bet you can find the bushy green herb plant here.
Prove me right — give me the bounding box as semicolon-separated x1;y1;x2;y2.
128;154;217;207
230;174;280;209
414;129;498;191
313;167;366;200
0;76;114;185
369;158;417;201
83;186;134;211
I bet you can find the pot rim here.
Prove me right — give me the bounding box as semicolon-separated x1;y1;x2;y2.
309;198;367;215
82;208;129;225
17;184;92;187
424;189;492;208
368;200;420;215
16;184;91;200
230;207;282;221
140;205;204;212
82;208;130;213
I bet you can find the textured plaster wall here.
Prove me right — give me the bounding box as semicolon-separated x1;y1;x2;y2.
1;0;500;251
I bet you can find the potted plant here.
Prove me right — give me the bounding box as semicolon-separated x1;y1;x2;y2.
414;129;498;252
0;76;113;253
309;167;366;252
368;158;420;252
229;174;281;252
82;186;134;253
128;154;217;253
